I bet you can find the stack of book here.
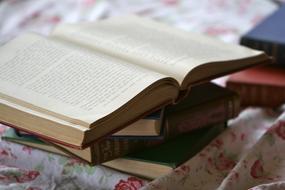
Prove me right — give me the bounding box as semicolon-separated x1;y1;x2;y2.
0;16;270;179
2;82;239;178
227;5;285;108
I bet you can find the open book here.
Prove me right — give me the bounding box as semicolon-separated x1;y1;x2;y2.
2;82;239;164
0;16;270;149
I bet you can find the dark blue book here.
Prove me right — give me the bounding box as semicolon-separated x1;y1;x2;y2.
240;5;285;65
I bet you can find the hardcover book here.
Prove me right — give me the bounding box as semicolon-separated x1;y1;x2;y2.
226;65;285;107
112;111;162;138
2;83;239;164
240;5;285;65
103;123;226;179
0;16;269;149
162;82;239;138
3;128;163;164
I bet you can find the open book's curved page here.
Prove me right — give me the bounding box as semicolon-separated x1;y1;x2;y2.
52;16;263;84
0;34;167;126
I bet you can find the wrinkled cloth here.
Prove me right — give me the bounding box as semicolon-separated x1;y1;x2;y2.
0;0;284;189
143;109;285;190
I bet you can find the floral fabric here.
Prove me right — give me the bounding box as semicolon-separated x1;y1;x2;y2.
143;109;285;190
0;0;284;189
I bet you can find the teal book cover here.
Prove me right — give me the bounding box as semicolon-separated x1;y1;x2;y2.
2;128;45;145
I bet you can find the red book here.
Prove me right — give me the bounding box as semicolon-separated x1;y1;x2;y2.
226;65;285;107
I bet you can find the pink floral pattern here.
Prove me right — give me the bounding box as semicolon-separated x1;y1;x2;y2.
143;109;285;190
114;177;144;190
174;165;190;176
214;152;236;171
0;166;39;184
0;0;283;189
274;121;285;140
250;160;265;179
22;146;33;154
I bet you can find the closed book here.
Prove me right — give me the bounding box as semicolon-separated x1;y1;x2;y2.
103;123;226;179
3;122;225;180
162;82;239;138
109;110;164;140
240;5;285;65
226;65;285;107
2;128;161;164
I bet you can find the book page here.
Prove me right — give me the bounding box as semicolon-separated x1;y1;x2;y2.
52;16;262;84
0;33;167;125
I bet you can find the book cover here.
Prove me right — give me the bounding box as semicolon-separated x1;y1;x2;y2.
240;5;285;65
162;82;239;138
226;65;285;107
103;123;226;179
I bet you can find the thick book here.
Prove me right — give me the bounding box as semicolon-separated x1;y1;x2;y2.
240;5;285;65
15;110;163;139
0;16;269;149
162;82;239;138
110;82;239;140
103;123;226;179
2;83;240;164
2;128;163;163
226;65;285;107
110;110;164;139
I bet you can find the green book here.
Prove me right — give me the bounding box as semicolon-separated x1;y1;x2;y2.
103;122;225;179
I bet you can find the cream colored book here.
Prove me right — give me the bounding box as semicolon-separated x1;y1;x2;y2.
0;16;270;149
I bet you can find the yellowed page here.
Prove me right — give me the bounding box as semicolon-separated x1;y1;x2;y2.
0;33;167;125
52;16;262;84
113;119;157;136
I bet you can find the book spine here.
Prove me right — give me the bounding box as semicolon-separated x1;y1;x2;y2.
227;82;285;107
240;37;285;66
163;96;239;139
92;138;162;164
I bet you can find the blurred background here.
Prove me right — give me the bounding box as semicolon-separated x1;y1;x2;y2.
0;0;282;45
1;1;285;189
